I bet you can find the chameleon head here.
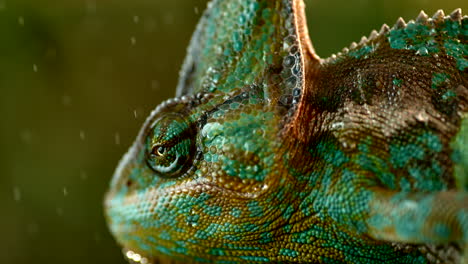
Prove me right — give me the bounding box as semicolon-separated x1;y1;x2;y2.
105;0;468;261
104;90;292;262
105;0;317;261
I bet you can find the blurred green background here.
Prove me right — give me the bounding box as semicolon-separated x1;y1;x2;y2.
1;0;466;263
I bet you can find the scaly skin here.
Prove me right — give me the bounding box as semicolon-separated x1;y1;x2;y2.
105;0;468;263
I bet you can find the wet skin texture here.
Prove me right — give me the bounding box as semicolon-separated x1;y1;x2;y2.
105;0;468;263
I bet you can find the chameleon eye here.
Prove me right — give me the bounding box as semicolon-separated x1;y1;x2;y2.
145;114;195;177
153;146;166;156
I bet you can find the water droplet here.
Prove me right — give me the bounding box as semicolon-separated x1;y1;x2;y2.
32;64;38;72
94;232;101;243
13;187;21;202
126;251;135;260
293;88;301;96
285;76;297;88
143;17;156;33
416;47;428;56
133;15;139;24
80;170;88;180
56;207;63;216
114;132;120;145
163;13;174;25
130;36;136;45
79;130;86;140
63;187;68;196
20;130;32;144
283;55;295;68
289;45;299;54
133;253;142;262
151;80;159;90
18;16;24;26
194;7;199;15
86;0;96;13
125;250;148;263
133;110;138;119
62;95;71;106
27;222;39;235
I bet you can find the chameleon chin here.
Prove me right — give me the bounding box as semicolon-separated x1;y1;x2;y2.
105;0;468;263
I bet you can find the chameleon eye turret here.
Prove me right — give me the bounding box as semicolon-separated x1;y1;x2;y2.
105;0;468;263
145;114;195;177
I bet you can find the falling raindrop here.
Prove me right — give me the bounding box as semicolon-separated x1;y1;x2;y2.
79;130;86;140
56;207;64;216
94;232;102;243
130;36;136;46
18;16;24;26
144;17;156;33
194;7;199;15
86;0;96;13
33;64;38;72
163;13;174;25
27;222;39;235
62;95;71;106
80;170;88;180
133;110;138;119
20;130;32;144
63;187;68;196
115;132;121;145
13;187;21;202
151;80;159;91
133;15;140;24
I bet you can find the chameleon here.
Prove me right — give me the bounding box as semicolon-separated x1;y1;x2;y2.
105;0;468;263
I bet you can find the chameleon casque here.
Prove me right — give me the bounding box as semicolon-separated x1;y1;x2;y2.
105;0;468;263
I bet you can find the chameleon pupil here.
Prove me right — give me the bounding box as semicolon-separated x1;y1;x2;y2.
155;146;166;156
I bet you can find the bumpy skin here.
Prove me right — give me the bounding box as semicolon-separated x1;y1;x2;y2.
105;0;468;263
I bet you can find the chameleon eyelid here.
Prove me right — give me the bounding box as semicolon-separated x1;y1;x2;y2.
152;155;180;174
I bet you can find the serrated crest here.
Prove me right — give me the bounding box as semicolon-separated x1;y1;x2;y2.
393;17;406;29
379;24;390;35
358;36;368;46
431;9;445;23
449;8;462;21
416;11;428;23
368;30;379;41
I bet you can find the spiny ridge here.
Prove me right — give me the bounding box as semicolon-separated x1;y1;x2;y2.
326;8;465;63
393;17;407;29
368;30;379;41
358;36;368;46
388;9;464;29
379;24;390;35
431;9;445;23
449;8;462;21
416;11;428;23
